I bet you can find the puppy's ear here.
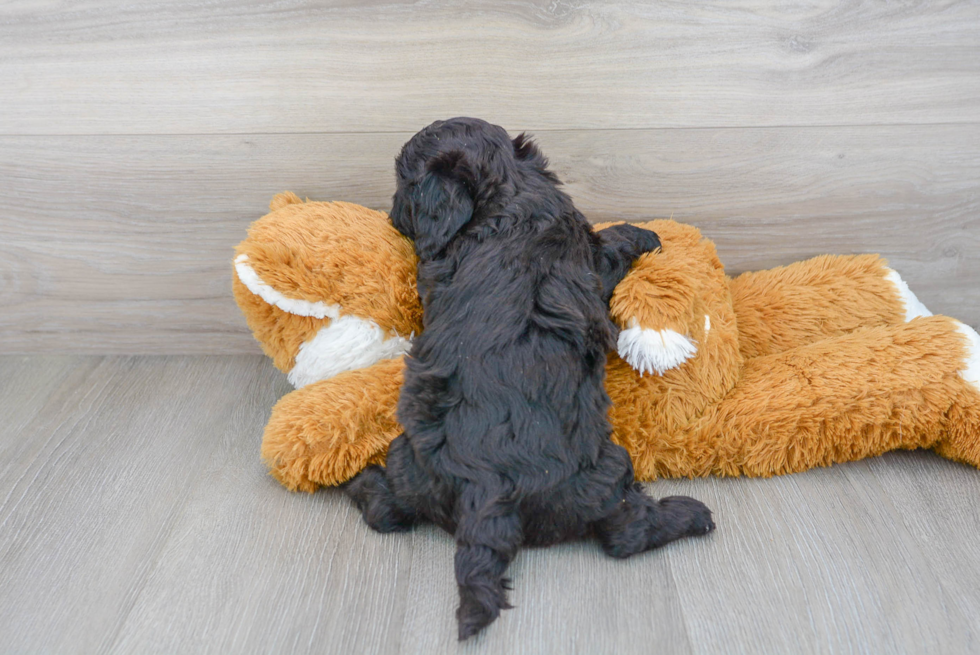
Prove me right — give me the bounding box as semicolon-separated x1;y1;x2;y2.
389;184;416;241
412;150;476;259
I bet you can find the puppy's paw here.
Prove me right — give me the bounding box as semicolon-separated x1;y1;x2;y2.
342;467;416;533
631;226;662;257
659;496;715;536
606;223;661;258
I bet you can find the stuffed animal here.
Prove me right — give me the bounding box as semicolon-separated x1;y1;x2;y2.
233;193;980;492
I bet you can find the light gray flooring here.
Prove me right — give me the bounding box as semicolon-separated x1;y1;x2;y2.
1;355;979;654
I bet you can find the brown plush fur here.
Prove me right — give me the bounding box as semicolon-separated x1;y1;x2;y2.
728;254;906;359
235;196;980;491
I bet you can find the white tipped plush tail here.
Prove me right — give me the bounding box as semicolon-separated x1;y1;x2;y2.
885;269;933;321
954;321;980;393
617;319;698;376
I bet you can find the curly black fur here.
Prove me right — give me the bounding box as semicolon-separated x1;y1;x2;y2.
344;117;714;640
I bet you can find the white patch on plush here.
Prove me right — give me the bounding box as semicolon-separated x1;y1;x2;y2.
954;321;980;393
704;314;711;333
235;254;340;320
288;315;413;388
617;319;698;376
885;269;932;321
234;254;412;387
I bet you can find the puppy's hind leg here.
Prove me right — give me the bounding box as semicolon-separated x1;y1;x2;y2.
594;483;714;559
587;441;713;557
454;484;522;641
343;464;418;533
595;484;714;559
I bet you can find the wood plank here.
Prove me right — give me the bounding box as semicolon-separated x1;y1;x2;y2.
107;372;417;655
867;451;980;643
2;124;978;353
654;462;978;654
398;524;692;654
0;356;93;451
111;353;686;655
2;356;980;652
2;1;979;134
0;355;268;654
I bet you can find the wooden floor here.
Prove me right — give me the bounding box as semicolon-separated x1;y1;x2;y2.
1;354;978;654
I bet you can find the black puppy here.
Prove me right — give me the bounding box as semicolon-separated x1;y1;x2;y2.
345;118;714;640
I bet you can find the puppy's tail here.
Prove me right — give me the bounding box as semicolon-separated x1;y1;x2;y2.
453;484;522;641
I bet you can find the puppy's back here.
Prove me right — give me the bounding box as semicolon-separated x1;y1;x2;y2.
402;195;616;490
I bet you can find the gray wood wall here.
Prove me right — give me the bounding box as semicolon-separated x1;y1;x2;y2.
2;1;978;353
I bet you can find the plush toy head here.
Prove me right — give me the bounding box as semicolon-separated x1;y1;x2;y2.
232;192;423;387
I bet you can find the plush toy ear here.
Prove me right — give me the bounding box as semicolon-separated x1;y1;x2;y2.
399;150;476;260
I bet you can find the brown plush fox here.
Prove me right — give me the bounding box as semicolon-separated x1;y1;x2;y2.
233;193;980;492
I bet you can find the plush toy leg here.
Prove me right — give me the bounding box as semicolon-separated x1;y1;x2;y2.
717;317;980;476
730;254;931;358
617;316;980;479
261;358;405;491
931;322;980;466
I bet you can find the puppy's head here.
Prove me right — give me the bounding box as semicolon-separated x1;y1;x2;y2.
391;117;556;260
